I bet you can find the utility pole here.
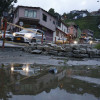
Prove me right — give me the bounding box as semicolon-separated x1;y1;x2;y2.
2;18;7;48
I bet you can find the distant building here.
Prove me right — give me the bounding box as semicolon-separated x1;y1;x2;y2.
67;25;78;39
70;10;88;15
82;29;94;38
70;10;78;14
90;9;100;16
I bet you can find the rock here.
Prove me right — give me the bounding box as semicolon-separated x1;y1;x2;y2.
47;43;57;47
31;50;42;54
58;52;65;56
43;45;53;51
97;50;100;55
64;47;72;52
73;54;89;58
72;45;80;50
87;49;97;57
64;52;73;57
48;50;58;56
37;45;44;50
80;48;87;54
73;50;80;54
42;51;48;55
54;46;64;51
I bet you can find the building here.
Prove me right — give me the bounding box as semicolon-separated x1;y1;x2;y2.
82;29;94;38
12;6;57;41
53;21;68;43
67;25;78;39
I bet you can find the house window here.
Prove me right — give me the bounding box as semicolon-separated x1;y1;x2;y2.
42;14;47;22
64;29;66;32
68;29;70;33
15;12;18;18
53;21;55;25
25;10;37;18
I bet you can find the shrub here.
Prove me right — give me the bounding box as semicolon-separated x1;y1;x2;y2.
95;43;100;49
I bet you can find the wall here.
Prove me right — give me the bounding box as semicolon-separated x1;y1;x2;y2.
39;9;57;32
53;22;68;42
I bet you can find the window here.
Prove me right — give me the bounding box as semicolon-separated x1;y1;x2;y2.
25;10;37;18
37;30;42;34
15;12;18;18
64;29;65;33
53;21;55;25
68;29;70;33
42;14;47;22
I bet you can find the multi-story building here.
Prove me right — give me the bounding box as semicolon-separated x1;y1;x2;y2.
53;21;68;43
12;6;57;41
67;25;78;39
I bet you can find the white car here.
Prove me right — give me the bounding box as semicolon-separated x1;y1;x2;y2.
13;28;45;43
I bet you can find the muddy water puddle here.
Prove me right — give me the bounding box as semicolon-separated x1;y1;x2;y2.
0;64;100;100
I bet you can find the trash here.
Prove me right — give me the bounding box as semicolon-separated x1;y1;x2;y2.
49;68;57;74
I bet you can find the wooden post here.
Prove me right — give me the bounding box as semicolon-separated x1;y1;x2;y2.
41;33;43;44
2;19;7;48
63;38;64;44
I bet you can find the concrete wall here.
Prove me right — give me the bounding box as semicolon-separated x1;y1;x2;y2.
39;9;57;31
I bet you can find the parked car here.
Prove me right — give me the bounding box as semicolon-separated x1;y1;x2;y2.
13;28;46;43
0;31;13;41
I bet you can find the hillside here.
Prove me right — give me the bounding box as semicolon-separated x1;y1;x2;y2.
64;16;100;38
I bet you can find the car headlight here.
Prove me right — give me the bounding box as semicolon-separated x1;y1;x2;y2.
24;34;32;38
89;41;93;44
13;33;16;36
74;41;78;44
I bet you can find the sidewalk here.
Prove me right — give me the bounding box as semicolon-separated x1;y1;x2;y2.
0;40;24;48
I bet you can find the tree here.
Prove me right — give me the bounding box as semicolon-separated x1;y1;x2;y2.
62;13;67;19
0;0;17;17
48;8;55;16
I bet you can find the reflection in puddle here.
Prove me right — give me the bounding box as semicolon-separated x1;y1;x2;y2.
10;64;44;76
71;75;100;85
0;64;100;100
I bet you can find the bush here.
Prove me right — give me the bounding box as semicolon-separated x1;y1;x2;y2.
95;43;100;49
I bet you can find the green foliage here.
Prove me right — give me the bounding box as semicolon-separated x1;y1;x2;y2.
64;16;100;38
48;8;55;16
0;0;17;16
95;43;100;49
48;8;61;19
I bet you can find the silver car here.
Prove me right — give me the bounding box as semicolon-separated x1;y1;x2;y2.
13;28;45;43
0;31;13;41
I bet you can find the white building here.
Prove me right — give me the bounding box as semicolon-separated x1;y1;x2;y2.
53;21;68;43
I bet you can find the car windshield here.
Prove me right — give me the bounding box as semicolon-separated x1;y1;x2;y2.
20;29;37;33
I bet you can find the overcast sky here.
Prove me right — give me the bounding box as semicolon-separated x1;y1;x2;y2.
15;0;100;14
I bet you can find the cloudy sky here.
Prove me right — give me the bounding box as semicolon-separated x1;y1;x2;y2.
15;0;100;14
